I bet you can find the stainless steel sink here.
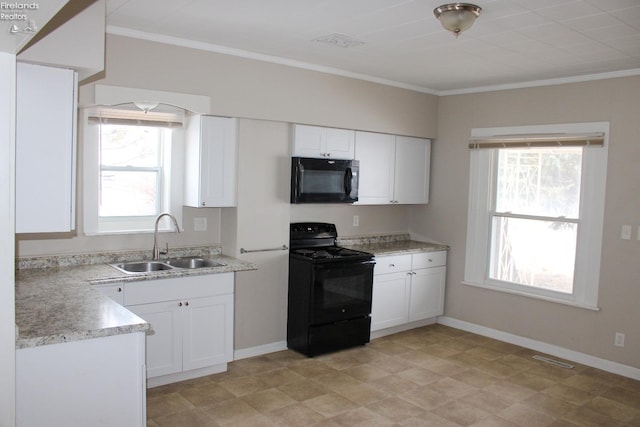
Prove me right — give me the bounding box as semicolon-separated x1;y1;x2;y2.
164;257;226;269
111;261;174;274
110;257;226;274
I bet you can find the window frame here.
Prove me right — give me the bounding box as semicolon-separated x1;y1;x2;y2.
464;122;609;310
82;108;184;235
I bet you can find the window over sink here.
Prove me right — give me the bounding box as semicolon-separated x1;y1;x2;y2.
464;122;609;310
82;104;185;234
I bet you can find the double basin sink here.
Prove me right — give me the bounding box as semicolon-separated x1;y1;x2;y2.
110;257;226;274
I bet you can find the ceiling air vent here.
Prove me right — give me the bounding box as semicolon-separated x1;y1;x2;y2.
312;34;364;48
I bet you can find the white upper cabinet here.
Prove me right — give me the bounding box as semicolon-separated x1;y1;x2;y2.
355;131;430;205
292;124;355;159
16;62;77;233
185;115;238;207
394;136;431;204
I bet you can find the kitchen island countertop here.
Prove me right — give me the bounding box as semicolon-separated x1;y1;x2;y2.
15;254;256;349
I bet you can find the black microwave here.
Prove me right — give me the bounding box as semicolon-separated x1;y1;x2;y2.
291;157;359;204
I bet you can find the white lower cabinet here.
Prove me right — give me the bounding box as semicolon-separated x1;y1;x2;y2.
94;283;124;305
117;273;234;386
17;332;146;427
371;251;446;332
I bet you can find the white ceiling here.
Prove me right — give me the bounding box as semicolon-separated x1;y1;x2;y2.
106;0;640;94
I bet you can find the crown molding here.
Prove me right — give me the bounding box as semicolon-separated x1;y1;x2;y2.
107;26;640;97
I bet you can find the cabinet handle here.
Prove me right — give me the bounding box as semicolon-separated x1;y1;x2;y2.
428;259;433;263
178;302;183;307
201;202;206;207
326;153;331;157
117;287;122;292
389;263;395;267
185;301;189;306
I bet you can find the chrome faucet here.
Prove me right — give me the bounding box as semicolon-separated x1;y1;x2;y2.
152;212;180;260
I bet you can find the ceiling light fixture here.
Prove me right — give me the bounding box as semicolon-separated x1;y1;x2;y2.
133;101;159;113
434;3;482;37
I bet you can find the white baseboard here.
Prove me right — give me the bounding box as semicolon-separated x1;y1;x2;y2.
438;316;640;381
371;318;436;340
234;340;287;361
147;363;228;388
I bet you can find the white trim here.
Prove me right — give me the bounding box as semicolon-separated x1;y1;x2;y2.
147;363;228;388
465;122;609;308
439;68;640;96
106;26;640;97
233;341;287;361
106;26;438;95
371;318;436;340
438;316;640;381
461;281;600;311
93;83;211;114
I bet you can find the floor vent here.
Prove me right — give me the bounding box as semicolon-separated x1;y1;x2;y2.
532;355;574;369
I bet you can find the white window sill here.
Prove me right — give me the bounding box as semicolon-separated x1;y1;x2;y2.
461;281;600;312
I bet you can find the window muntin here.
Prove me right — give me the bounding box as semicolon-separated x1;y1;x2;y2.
464;123;608;310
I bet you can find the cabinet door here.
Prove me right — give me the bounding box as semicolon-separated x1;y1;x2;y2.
94;284;124;305
324;127;355;159
292;124;325;158
184;115;237;207
394;136;430;204
128;301;182;378
408;266;446;322
355;131;395;204
16;63;77;233
182;294;234;371
292;124;355;159
201;116;237;207
371;271;410;331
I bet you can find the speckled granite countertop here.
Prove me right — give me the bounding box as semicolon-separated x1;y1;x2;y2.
338;233;449;256
15;249;256;350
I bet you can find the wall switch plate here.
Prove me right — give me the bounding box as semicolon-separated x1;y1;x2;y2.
194;217;207;231
621;225;632;240
614;332;625;347
353;215;359;227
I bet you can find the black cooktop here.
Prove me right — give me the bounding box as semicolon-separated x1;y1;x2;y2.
291;246;372;261
290;222;373;263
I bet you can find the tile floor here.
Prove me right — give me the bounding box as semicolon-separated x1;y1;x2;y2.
147;325;640;426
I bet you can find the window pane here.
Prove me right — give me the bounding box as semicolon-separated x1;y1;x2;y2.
496;148;582;217
489;216;576;294
100;124;161;167
100;171;158;216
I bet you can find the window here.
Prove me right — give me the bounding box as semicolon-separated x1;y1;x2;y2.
83;105;185;234
464;123;609;310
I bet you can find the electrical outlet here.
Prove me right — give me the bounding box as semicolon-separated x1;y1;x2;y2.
194;217;207;232
353;215;359;227
621;225;632;240
614;332;625;347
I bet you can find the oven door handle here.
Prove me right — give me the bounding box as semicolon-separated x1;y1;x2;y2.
312;259;375;270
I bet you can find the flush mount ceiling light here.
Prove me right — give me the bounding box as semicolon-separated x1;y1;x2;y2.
434;3;482;37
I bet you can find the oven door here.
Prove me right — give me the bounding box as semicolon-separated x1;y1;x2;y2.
310;260;374;325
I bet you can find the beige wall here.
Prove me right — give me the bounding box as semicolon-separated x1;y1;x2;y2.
16;34;438;258
16;34;439;351
410;76;640;368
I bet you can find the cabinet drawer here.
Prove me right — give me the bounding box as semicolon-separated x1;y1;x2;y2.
125;273;234;306
412;251;447;269
374;255;412;275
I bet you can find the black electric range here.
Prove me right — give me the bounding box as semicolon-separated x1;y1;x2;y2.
287;222;375;357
